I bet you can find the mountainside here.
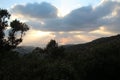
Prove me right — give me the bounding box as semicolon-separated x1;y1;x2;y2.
65;34;120;53
0;34;120;80
15;34;120;54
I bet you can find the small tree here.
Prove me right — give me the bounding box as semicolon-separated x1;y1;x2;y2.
46;39;58;50
45;40;64;58
0;9;29;51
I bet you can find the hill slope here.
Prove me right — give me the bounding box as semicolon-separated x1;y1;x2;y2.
0;34;120;80
64;34;120;80
65;34;120;53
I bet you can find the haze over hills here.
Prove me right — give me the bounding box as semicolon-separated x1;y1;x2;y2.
15;34;120;54
13;46;36;54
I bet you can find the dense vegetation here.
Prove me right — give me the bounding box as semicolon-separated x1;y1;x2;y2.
0;9;120;80
0;35;120;80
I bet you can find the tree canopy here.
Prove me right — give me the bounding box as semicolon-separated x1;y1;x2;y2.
0;9;29;51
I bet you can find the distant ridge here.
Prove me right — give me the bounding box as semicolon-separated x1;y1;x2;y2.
65;34;120;53
14;34;120;54
13;46;35;54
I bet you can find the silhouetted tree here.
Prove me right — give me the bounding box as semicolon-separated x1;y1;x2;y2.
0;9;29;51
45;40;58;55
46;39;58;49
8;19;29;48
0;9;10;50
45;40;64;58
32;47;44;54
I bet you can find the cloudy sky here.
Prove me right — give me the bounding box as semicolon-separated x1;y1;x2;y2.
0;0;120;47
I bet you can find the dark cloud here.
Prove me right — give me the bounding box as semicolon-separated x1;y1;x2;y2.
11;1;120;33
11;2;58;19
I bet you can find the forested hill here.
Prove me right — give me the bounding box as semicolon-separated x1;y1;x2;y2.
65;34;120;53
14;34;120;54
0;34;120;80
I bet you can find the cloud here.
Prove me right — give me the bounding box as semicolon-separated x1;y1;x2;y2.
89;26;115;36
11;0;120;33
11;2;58;19
62;0;120;31
51;31;109;45
9;0;120;47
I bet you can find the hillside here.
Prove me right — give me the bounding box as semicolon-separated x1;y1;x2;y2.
0;34;120;80
65;34;120;53
15;34;120;54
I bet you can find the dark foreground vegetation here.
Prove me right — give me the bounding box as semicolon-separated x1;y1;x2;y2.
0;35;120;80
0;9;120;80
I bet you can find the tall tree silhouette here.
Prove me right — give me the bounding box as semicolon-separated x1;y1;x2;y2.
0;9;29;51
8;19;29;48
0;9;10;50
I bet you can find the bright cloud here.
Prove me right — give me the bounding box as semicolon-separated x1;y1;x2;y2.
89;26;115;35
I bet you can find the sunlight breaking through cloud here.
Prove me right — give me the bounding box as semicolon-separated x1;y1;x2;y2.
8;0;120;47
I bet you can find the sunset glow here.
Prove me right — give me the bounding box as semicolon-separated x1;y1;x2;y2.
0;0;119;47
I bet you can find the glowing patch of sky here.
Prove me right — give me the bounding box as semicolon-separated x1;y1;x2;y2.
59;0;101;16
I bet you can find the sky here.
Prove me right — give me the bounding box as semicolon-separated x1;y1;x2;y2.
0;0;120;47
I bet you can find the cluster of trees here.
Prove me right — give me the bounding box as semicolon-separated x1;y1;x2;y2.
32;40;65;59
0;9;120;80
0;35;120;80
0;9;29;51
